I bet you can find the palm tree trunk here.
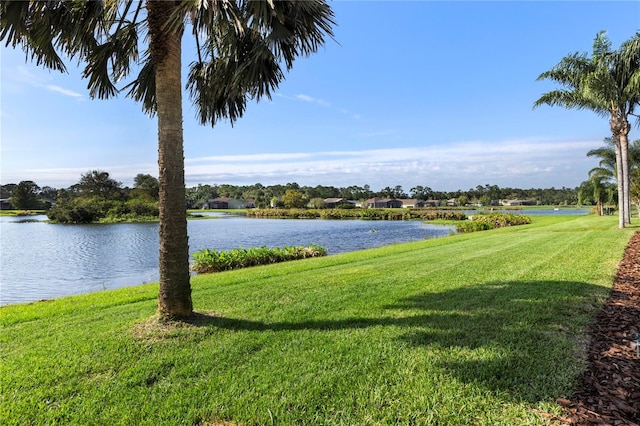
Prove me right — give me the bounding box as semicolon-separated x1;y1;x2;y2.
147;0;193;318
613;136;625;229
620;133;632;225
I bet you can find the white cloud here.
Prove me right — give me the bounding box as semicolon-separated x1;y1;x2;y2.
7;66;84;100
6;138;600;191
295;94;315;102
186;152;312;163
280;92;360;120
182;138;599;190
45;84;83;98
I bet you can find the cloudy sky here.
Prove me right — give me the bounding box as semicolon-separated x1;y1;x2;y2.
1;1;639;192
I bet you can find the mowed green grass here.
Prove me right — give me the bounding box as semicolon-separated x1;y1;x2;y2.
0;214;634;425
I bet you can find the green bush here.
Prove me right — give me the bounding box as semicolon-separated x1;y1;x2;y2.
191;245;327;273
47;197;113;223
456;213;531;233
246;208;469;221
48;196;159;223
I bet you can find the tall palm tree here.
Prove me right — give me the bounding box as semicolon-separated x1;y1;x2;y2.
534;31;640;229
0;0;335;318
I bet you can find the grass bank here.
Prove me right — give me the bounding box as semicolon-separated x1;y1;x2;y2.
0;209;45;216
0;214;634;425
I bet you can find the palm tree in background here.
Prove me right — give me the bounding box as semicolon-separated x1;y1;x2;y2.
0;0;335;318
586;138;619;215
578;176;615;216
534;31;640;229
586;137;640;216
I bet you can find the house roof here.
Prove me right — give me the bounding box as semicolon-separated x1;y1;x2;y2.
365;198;401;204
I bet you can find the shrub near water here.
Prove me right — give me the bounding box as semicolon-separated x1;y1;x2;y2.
246;208;467;221
457;212;531;233
191;245;327;273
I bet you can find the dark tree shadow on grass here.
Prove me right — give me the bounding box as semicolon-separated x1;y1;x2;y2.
186;279;608;403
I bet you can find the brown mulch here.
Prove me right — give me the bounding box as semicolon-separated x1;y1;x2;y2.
554;232;640;425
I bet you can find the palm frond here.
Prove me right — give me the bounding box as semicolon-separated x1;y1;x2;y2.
592;31;612;59
185;0;335;126
1;0;336;124
1;1;68;72
122;54;157;114
82;21;140;99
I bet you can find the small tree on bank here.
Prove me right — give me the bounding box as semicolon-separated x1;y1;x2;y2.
11;180;40;210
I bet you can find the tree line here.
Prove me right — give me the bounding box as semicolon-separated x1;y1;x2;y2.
2;170;581;215
186;182;579;208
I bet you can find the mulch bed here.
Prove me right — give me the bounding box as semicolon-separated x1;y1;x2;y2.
554;232;640;425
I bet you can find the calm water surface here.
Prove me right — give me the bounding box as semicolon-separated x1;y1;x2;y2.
0;215;455;305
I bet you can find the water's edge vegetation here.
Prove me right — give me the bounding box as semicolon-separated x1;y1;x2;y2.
1;214;632;425
192;245;327;274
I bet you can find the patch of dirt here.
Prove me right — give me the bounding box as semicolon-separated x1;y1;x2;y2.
554;232;640;425
131;312;220;342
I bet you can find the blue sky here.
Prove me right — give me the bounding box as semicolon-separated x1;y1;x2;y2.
1;1;639;192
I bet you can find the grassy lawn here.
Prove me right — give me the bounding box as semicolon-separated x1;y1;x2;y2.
0;214;634;425
0;210;45;216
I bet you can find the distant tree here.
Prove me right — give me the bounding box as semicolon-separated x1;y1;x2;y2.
270;196;284;208
133;174;159;201
307;185;339;199
1;184;17;199
378;186;393;198
409;185;434;200
217;184;244;199
338;185;369;200
579;176;616;215
285;182;301;191
282;189;307;208
393;185;407;198
588;137;640;216
185;184;217;209
308;197;326;209
75;170;123;200
11;181;40;209
39;186;58;203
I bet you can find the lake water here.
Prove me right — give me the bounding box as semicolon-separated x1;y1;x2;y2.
0;215;456;306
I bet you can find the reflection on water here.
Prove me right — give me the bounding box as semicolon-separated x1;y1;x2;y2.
0;216;454;305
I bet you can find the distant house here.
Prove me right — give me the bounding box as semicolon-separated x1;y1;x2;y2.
206;197;248;209
245;199;256;209
446;198;458;207
424;199;441;207
323;198;345;208
502;199;537;206
399;199;425;208
364;198;403;208
323;198;357;208
0;198;14;210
